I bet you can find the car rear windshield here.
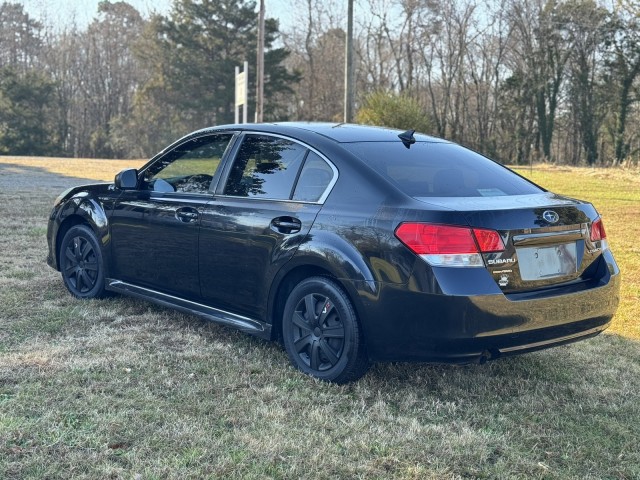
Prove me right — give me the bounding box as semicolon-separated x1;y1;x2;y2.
343;141;543;197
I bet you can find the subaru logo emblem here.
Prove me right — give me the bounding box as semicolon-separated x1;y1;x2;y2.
542;210;560;224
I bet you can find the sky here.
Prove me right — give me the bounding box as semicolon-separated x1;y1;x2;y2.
17;0;294;30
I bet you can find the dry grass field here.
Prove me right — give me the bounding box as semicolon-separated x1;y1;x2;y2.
1;156;639;479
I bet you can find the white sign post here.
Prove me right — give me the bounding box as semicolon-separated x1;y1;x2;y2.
235;61;249;124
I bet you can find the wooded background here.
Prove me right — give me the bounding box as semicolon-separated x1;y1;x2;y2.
1;0;639;166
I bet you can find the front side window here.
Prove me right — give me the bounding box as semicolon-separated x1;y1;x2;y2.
144;134;233;194
223;135;307;199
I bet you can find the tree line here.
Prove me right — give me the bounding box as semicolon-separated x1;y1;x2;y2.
0;0;297;159
1;0;639;165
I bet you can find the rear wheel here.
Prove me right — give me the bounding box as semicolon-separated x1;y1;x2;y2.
282;277;370;383
59;224;107;299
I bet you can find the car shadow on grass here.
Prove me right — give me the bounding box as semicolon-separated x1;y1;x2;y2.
105;294;640;396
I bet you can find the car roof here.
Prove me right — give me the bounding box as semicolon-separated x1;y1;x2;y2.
194;122;448;144
273;122;447;144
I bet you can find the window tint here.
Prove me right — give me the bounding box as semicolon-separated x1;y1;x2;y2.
224;135;307;199
293;152;334;202
145;134;233;194
343;142;543;197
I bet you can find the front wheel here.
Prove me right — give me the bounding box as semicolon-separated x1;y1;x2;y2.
59;224;107;299
282;277;370;383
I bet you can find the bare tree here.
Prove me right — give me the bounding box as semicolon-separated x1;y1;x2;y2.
463;0;511;157
281;0;345;120
42;25;83;154
564;0;609;165
604;12;640;164
508;0;573;161
78;1;145;157
357;0;402;92
0;2;43;72
416;1;476;141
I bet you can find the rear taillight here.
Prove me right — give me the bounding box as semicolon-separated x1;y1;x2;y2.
395;223;504;267
590;217;608;251
472;228;505;253
590;218;607;242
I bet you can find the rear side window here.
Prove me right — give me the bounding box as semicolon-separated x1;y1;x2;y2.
344;142;542;197
224;135;307;199
293;152;334;202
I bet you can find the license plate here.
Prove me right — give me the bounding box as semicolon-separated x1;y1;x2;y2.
517;243;578;281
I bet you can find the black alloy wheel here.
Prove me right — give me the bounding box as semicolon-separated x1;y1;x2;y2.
282;277;369;383
59;225;107;299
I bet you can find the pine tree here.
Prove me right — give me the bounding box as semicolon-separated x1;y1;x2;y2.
136;0;298;136
0;67;57;155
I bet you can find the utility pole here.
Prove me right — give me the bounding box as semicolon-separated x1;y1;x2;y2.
344;0;354;123
256;0;265;123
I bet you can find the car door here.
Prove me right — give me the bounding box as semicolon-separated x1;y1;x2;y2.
199;133;337;321
109;133;235;299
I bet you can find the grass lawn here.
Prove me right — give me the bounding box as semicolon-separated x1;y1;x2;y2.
1;157;639;479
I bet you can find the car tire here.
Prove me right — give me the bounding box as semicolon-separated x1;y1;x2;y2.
282;276;370;383
59;224;107;299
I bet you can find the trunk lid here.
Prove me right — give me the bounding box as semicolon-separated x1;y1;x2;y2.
415;193;606;292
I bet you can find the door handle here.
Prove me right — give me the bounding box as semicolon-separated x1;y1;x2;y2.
175;207;199;223
271;216;302;234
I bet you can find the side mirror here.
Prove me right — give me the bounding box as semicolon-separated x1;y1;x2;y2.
114;168;138;190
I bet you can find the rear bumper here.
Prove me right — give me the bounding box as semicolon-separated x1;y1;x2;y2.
360;253;620;362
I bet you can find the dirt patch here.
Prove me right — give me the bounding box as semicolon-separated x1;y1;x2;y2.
0;156;144;193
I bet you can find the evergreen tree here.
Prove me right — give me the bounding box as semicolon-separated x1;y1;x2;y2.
135;0;298;139
0;67;58;155
356;90;432;134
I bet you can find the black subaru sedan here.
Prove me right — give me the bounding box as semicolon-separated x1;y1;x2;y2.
47;123;620;383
